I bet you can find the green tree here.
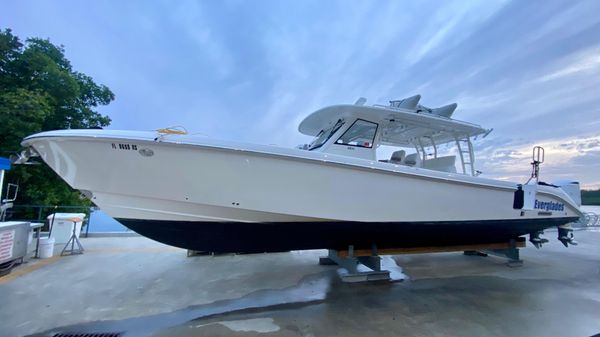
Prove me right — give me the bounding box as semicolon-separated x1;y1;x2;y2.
581;189;600;205
0;28;114;206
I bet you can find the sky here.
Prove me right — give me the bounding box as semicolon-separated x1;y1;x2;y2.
4;0;600;188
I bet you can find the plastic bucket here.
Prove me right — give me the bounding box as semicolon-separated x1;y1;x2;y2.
39;237;55;259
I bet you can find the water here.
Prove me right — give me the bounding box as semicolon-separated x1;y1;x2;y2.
581;205;600;213
88;209;130;232
579;205;600;227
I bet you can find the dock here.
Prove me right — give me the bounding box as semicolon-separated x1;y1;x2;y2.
2;229;600;337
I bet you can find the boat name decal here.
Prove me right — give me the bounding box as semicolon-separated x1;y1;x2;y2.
534;199;564;212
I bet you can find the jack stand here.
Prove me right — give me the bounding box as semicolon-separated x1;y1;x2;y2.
61;220;84;256
464;238;524;267
319;245;390;283
486;247;523;267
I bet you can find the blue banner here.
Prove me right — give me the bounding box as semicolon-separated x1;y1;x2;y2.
0;157;11;171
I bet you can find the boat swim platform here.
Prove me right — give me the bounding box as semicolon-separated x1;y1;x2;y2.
2;231;600;337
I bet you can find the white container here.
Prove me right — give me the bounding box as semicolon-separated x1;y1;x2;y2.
47;213;85;244
39;237;55;259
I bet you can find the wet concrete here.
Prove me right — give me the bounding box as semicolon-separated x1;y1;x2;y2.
1;230;600;337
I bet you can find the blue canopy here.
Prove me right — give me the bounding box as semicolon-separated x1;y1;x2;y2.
0;157;11;171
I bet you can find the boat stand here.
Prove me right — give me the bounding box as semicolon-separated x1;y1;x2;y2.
320;245;391;283
187;250;214;257
61;220;84;256
321;238;527;282
463;238;525;267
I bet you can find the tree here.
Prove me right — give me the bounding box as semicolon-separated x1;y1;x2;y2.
0;28;114;206
581;189;600;205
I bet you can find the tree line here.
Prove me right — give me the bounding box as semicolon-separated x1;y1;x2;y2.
582;189;600;205
0;28;114;207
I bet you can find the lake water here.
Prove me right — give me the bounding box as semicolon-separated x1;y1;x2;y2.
581;205;600;213
87;209;130;232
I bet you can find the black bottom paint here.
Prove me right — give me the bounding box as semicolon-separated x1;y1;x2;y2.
116;217;579;254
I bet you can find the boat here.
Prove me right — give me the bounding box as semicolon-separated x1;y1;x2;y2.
19;95;583;253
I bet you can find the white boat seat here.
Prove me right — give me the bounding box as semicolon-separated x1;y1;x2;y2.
389;150;405;164
404;153;421;167
422;155;457;173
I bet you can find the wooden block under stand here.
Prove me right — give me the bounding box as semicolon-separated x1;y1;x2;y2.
335;238;526;258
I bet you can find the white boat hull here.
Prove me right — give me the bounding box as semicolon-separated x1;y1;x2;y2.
22;130;581;252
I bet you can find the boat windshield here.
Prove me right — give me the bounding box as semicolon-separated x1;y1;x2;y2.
308;119;345;150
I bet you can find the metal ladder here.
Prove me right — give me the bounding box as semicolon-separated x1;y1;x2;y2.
455;136;475;176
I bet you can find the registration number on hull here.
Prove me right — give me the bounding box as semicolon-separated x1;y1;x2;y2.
111;143;138;151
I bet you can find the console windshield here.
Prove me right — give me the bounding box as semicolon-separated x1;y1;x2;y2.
308;119;345;150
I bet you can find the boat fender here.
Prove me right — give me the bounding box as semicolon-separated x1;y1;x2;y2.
513;185;524;209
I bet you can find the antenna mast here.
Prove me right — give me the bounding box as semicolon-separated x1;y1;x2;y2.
527;146;544;184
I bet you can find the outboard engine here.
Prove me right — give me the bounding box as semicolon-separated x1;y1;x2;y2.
516;146;580;248
554;180;581;247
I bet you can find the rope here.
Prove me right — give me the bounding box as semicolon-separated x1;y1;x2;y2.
156;126;188;135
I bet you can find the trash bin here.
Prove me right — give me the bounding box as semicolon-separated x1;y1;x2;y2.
46;213;85;244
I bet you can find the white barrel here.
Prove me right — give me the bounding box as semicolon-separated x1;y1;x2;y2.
38;237;55;259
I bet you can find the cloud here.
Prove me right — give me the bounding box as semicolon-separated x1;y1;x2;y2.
537;49;600;82
4;0;600;187
405;0;508;65
476;134;600;188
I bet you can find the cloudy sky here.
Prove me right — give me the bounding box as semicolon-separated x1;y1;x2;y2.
5;0;600;188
